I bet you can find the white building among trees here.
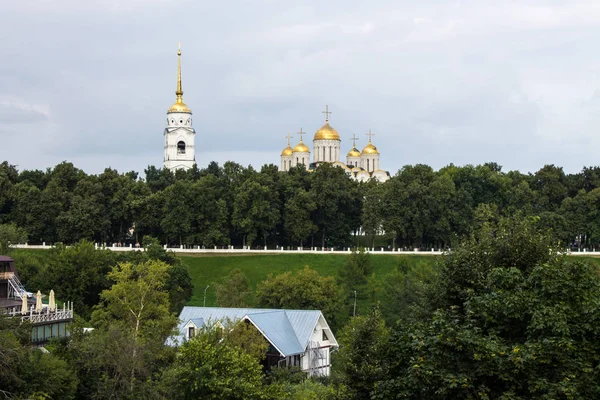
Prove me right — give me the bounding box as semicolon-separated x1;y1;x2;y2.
170;306;338;377
163;44;196;171
280;105;390;182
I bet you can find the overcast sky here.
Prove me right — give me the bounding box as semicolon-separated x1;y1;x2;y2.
1;0;600;176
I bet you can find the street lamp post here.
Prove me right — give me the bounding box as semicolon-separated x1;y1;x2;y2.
203;285;210;307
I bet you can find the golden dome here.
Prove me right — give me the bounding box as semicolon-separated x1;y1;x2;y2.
168;99;191;113
281;145;293;156
347;148;361;157
362;142;379;155
293;140;310;153
314;122;340;141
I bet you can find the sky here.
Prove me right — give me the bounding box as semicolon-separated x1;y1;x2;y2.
1;0;600;176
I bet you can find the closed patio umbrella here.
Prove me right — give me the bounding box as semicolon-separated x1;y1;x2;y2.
21;291;28;315
49;290;55;312
35;290;42;313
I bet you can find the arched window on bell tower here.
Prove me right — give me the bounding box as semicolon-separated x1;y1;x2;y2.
177;141;186;155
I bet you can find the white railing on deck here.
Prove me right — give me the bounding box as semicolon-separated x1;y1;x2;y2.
22;309;73;323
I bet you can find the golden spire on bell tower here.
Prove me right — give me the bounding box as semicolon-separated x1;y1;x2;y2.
168;42;191;113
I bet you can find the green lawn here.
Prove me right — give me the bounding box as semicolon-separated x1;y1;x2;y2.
181;253;438;307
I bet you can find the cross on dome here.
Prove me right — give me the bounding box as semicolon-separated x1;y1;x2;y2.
366;129;375;143
351;133;359;147
285;132;294;146
297;128;305;142
322;105;332;123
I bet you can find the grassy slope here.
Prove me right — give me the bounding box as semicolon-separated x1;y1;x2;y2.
181;254;438;307
11;248;600;310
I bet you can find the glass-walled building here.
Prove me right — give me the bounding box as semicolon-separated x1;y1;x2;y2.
0;255;73;345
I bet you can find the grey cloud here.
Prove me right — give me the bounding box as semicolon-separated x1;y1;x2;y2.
0;102;49;124
1;1;599;175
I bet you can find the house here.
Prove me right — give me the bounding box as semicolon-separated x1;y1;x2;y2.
0;255;73;345
170;306;339;377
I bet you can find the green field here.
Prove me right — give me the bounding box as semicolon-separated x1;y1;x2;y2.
180;253;438;307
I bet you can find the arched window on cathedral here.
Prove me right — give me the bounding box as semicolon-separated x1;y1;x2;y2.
329;146;332;161
367;159;370;171
296;157;299;164
177;141;186;155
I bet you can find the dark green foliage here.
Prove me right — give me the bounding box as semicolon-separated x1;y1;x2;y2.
338;249;375;315
37;241;116;319
5;159;600;250
336;308;390;400
0;315;78;399
160;330;268;400
380;258;438;323
374;216;600;399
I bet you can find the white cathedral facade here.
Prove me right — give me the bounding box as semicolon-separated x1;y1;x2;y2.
280;106;390;182
163;45;196;171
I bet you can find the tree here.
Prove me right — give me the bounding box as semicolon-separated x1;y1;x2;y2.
256;267;342;327
0;223;27;254
310;163;360;248
336;308;390;400
190;175;230;246
224;319;269;361
338;249;374;314
161;180;193;246
380;258;438;323
0;315;78;400
214;268;252;307
160;330;268;400
89;259;178;397
232;177;280;247
283;188;317;247
361;180;385;248
375;216;600;399
38;241;115;319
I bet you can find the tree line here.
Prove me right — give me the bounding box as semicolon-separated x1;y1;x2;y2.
2;160;600;249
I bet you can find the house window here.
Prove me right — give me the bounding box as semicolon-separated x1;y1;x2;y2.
322;330;328;341
177;141;186;155
188;326;195;339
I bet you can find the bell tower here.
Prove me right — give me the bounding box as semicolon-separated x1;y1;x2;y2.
164;43;196;171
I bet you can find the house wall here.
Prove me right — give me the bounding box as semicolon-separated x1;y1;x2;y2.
300;318;333;376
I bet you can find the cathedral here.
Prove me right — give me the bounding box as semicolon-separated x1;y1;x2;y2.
161;46;389;182
280;106;390;182
163;44;196;171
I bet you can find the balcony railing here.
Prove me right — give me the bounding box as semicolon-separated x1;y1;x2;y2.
23;309;73;323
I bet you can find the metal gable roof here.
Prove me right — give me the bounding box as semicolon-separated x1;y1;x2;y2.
245;311;303;356
170;307;324;356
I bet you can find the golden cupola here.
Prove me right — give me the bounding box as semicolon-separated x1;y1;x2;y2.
348;147;361;157
293;139;310;153
362;142;380;155
313;105;340;141
168;44;192;114
314;122;340;141
362;130;380;154
292;129;310;153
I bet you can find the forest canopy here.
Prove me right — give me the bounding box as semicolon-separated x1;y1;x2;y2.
1;160;600;250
